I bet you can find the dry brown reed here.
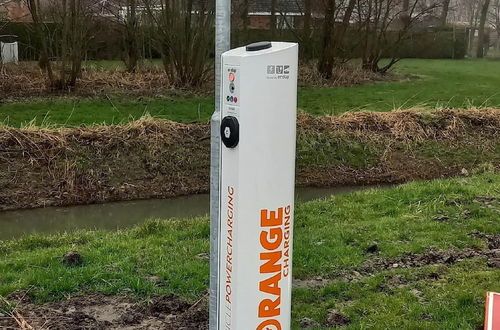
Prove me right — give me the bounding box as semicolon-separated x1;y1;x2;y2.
0;61;397;99
0;109;498;211
299;108;500;141
0;62;211;99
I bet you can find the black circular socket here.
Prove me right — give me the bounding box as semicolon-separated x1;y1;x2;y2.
220;116;239;148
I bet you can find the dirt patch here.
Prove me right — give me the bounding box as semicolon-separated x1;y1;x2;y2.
469;231;500;250
293;276;331;289
357;248;500;275
374;271;443;293
298;317;321;329
325;309;351;328
61;250;83;266
0;109;498;211
474;196;500;213
0;294;208;330
298;233;500;288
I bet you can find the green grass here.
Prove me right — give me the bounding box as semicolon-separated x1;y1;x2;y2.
2;59;500;126
300;58;500;115
0;97;214;126
1;173;499;328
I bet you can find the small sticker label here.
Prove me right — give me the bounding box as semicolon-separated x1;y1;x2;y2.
267;65;291;80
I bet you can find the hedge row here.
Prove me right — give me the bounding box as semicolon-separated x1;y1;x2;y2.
1;22;466;61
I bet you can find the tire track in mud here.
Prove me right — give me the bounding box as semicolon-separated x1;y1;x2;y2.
294;232;500;289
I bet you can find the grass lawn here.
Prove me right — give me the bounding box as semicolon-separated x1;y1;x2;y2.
1;173;499;328
1;59;500;126
0;97;214;127
301;58;500;115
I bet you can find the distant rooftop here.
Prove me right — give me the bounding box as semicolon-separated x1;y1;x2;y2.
249;0;304;14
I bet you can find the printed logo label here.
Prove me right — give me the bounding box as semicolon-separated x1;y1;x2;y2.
266;65;291;80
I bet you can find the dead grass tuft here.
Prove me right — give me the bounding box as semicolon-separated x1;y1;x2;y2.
0;63;211;100
0;294;34;330
0;61;397;100
299;108;500;141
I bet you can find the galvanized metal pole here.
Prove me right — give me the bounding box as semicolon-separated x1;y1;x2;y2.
210;0;230;329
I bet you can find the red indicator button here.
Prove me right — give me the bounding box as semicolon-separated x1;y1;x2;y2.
229;73;235;82
234;97;238;103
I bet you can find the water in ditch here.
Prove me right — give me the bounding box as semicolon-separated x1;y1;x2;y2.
0;185;388;240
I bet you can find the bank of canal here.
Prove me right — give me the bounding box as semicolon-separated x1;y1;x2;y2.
0;185;391;240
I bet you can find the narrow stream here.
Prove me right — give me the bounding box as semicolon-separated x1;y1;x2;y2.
0;185;387;240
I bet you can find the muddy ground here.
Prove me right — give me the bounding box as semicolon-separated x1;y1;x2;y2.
0;109;498;211
0;294;208;330
296;232;500;289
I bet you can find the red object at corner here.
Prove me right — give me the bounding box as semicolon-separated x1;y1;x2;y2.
485;292;500;330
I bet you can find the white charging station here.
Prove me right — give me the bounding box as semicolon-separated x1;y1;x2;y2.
217;42;298;330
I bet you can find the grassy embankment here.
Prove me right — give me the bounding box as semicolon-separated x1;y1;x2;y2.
1;109;498;210
0;173;499;328
1;59;500;126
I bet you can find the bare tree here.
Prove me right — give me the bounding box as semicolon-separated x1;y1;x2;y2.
26;0;54;81
123;0;140;72
271;0;277;37
231;0;249;46
26;0;99;89
239;0;250;32
304;0;312;37
440;0;451;26
144;0;214;87
318;0;336;79
401;0;411;26
0;7;9;33
100;0;143;72
317;0;357;78
464;0;482;54
477;0;492;57
359;0;438;73
490;0;500;51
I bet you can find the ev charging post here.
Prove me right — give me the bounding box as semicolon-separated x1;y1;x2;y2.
214;41;299;329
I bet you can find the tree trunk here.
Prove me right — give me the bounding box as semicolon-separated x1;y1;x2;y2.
468;1;480;55
68;0;81;88
477;0;492;58
60;0;69;89
333;0;356;57
440;0;451;26
243;0;249;32
271;0;277;37
28;0;54;83
125;0;139;73
318;0;336;79
304;0;311;35
401;0;410;27
302;0;312;59
362;0;374;70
